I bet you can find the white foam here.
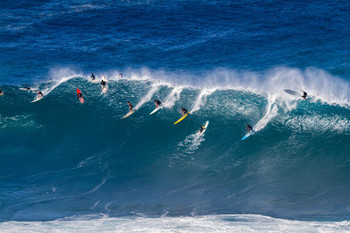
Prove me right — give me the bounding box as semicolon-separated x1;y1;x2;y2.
162;87;183;109
97;67;350;108
1;214;349;233
253;100;279;132
190;89;216;113
134;85;159;110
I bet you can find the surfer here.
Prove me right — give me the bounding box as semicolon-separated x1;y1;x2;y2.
101;79;106;88
0;89;3;95
119;73;123;78
37;91;43;99
180;108;188;116
127;101;133;111
301;89;307;100
154;99;161;108
199;124;205;133
24;84;31;90
77;90;83;99
246;124;253;132
91;73;96;81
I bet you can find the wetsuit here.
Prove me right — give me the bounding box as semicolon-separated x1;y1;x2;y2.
155;100;161;106
302;91;307;99
181;108;188;115
101;80;106;87
91;73;95;80
246;124;253;132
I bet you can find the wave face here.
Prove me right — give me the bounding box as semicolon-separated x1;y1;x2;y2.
0;68;350;222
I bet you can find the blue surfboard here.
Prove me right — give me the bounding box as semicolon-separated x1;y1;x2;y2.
241;130;255;141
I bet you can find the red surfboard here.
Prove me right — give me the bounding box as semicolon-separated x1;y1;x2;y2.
77;88;84;103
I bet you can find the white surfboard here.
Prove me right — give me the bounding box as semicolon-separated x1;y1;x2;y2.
19;87;37;92
199;121;209;135
121;109;135;119
284;89;300;97
90;78;99;83
31;96;43;103
150;106;162;115
101;85;108;94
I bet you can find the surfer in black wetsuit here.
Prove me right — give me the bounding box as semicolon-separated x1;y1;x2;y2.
181;108;188;116
0;89;3;95
199;124;205;133
119;73;123;78
127;101;133;111
301;89;307;100
91;73;95;81
246;124;253;132
101;79;106;87
154;99;161;108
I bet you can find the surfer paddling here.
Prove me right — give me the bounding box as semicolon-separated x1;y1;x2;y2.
0;89;3;96
154;99;161;108
180;108;188;116
24;84;31;90
127;101;133;112
301;89;307;100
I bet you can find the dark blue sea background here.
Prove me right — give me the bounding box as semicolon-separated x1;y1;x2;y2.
1;0;350;226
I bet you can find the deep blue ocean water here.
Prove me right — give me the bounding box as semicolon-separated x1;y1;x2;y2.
1;0;350;231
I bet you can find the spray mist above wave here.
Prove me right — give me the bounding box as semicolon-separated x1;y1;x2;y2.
41;66;350;106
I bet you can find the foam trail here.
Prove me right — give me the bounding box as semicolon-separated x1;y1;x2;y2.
40;75;79;96
134;85;158;110
190;89;215;113
162;87;183;108
177;130;205;156
254;99;278;131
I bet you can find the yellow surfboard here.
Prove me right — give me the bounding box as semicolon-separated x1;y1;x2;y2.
173;112;190;125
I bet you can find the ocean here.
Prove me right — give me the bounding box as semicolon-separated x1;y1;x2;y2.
1;0;350;232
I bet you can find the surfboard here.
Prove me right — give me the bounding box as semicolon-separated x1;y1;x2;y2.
79;97;85;103
284;89;300;97
121;109;135;119
31;96;43;103
101;85;108;94
173;112;190;125
90;77;99;83
77;88;84;103
241;130;255;141
19;87;37;92
199;120;209;135
150;106;162;115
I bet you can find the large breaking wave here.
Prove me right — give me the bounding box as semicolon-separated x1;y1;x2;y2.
0;67;350;223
